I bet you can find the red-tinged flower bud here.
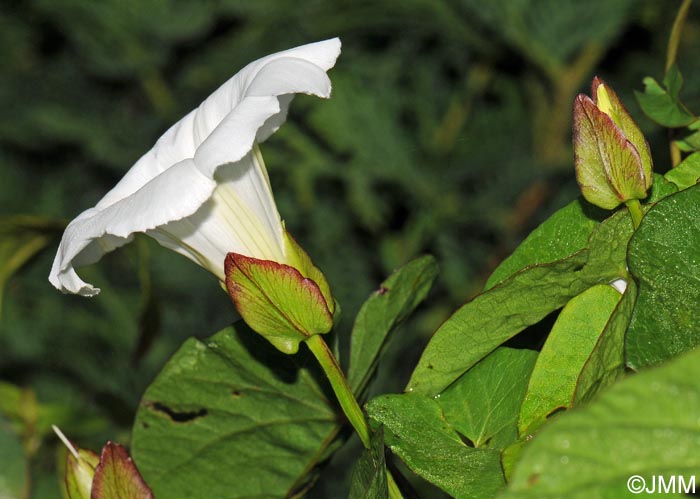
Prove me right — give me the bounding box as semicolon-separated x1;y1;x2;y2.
574;77;653;209
56;426;153;499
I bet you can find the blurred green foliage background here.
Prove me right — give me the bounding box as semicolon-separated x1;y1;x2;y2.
1;0;699;496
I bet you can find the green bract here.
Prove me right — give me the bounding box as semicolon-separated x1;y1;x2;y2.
573;78;653;209
62;438;153;499
224;233;335;354
131;324;341;497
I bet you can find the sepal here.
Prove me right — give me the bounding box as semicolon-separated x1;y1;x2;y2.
225;247;334;354
92;442;154;499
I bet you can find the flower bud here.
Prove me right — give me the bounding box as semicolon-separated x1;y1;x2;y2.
55;426;153;499
65;448;99;499
573;77;653;209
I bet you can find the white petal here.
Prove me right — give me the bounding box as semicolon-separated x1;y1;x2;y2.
193;38;340;148
49;38;341;294
50;159;215;295
148;147;284;279
93;39;340;211
256;94;294;143
94;111;199;211
193;58;334;177
193;96;281;178
610;278;628;294
245;57;333;98
48;264;100;296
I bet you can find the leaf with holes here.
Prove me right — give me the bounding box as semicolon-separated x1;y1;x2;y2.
131;324;340;498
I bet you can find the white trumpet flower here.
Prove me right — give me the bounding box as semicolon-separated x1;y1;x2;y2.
50;38;341;296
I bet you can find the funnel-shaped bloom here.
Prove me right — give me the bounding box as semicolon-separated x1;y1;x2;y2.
573;77;653;210
50;39;341;296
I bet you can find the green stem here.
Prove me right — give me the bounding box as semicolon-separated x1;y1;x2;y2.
666;0;693;168
386;471;403;499
306;334;370;446
666;0;692;72
305;334;404;499
626;199;644;229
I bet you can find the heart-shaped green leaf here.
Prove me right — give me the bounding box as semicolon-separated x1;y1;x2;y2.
635;65;696;128
439;347;537;450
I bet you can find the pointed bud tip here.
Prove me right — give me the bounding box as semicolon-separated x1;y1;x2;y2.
574;93;595;111
590;75;605;97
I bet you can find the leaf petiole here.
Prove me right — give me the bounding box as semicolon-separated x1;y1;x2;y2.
305;334;404;499
625;198;644;229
